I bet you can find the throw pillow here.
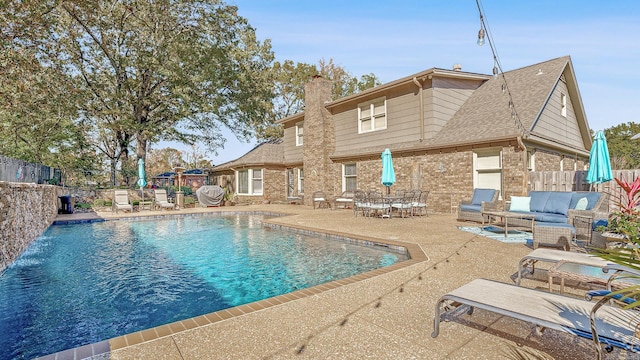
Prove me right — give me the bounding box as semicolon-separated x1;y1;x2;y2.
574;197;588;210
509;196;531;212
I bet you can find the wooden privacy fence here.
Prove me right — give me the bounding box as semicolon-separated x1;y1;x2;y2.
527;169;640;211
0;155;59;184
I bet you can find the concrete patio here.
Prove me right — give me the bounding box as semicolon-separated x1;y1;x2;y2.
45;204;633;359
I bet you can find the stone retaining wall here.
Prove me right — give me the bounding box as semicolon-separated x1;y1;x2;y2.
0;182;58;273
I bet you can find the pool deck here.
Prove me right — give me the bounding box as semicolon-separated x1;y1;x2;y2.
42;204;627;359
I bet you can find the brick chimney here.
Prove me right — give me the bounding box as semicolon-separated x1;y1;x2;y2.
303;76;334;206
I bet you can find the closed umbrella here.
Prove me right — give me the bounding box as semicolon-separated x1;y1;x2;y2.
586;130;613;185
137;158;147;202
381;148;396;195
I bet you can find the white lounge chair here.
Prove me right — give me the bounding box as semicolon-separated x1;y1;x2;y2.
154;189;175;210
113;190;133;213
433;278;640;357
516;248;612;285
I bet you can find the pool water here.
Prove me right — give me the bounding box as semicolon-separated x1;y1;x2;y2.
0;214;407;359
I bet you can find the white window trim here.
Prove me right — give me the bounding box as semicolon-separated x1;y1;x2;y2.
342;163;357;192
297;168;304;195
357;97;387;134
295;122;303;146
236;168;263;195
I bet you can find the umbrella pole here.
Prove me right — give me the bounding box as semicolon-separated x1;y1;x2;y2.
386;186;390;195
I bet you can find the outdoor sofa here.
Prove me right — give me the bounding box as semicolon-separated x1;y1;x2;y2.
506;191;608;248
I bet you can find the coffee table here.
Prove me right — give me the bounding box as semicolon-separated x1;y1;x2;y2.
481;210;536;237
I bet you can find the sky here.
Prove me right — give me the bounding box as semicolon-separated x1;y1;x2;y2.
168;0;640;165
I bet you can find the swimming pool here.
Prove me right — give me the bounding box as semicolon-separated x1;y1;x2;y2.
0;214;408;359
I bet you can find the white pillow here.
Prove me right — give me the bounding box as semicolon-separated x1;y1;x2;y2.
510;196;531;212
574;197;588;210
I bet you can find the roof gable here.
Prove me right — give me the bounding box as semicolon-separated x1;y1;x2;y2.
428;56;589;153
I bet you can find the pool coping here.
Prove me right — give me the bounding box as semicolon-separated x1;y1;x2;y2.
36;211;427;360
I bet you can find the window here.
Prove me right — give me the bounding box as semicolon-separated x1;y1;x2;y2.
474;150;502;197
342;163;357;191
236;168;263;195
295;122;303;146
527;150;536;171
358;98;386;133
560;93;567;117
298;168;304;194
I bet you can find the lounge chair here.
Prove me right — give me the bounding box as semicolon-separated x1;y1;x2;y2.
312;191;330;209
516;248;612;285
112;190;133;213
154;189;175;210
457;188;500;223
433;278;640;357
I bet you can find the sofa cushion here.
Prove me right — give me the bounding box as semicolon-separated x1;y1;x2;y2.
471;188;496;205
543;192;572;216
509;196;531;212
460;204;482;212
529;191;551;212
574;197;589;210
539;213;569;223
569;192;601;210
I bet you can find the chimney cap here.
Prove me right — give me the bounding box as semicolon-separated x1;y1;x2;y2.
453;64;462;71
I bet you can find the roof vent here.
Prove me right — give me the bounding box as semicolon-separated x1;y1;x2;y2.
453;64;462;71
536;69;543;75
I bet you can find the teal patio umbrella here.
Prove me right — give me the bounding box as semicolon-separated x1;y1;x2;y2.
381;148;396;194
137;158;147;201
586;130;613;185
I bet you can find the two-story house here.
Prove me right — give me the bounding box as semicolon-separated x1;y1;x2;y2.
210;56;592;212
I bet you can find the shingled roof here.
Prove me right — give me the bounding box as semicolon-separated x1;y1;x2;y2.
212;138;284;170
429;56;572;147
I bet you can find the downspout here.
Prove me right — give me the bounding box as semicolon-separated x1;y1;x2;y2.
516;136;527;194
413;77;424;141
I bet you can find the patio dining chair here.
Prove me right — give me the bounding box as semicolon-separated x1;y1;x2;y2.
391;191;413;218
367;190;391;218
353;190;370;217
412;190;429;216
312;191;330;209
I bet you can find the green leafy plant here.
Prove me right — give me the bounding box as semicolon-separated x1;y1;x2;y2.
593;175;640;312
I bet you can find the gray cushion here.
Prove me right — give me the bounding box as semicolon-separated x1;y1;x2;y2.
529;191;551;212
471;189;496;205
543;192;572;216
539;213;569;223
460;204;482;212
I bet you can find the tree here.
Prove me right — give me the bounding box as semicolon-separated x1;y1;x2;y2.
146;147;184;178
3;0;276;177
604;122;640;169
256;58;382;142
0;3;83;166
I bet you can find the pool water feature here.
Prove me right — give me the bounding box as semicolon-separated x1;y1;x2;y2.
0;214;408;359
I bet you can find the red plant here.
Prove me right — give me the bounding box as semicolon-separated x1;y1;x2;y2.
614;175;640;214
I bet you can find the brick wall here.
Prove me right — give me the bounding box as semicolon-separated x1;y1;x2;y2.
302;76;334;206
0;182;58;273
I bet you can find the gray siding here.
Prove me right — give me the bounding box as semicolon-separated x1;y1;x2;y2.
282;123;303;164
534;79;585;149
427;78;479;139
334;91;423;153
